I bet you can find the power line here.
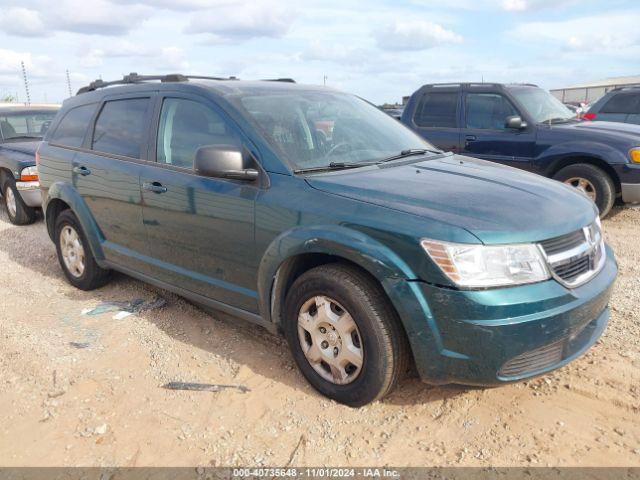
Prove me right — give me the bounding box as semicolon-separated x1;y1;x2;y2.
21;61;31;105
66;69;72;97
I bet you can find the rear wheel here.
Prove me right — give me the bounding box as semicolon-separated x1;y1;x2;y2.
553;163;615;217
54;209;111;290
2;178;36;225
283;263;409;407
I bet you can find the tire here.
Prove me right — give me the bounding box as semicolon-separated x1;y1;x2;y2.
54;209;111;290
283;263;409;407
2;178;36;225
553;163;615;217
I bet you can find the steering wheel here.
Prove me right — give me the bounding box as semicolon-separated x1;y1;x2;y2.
324;141;351;160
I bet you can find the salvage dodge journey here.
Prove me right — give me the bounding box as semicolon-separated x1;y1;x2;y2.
38;74;617;406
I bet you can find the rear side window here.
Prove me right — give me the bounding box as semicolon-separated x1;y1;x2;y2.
92;98;150;158
601;93;640;114
413;92;458;128
49;104;96;147
465;93;518;130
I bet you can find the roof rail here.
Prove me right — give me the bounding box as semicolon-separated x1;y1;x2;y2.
77;73;297;95
261;78;296;83
77;73;188;94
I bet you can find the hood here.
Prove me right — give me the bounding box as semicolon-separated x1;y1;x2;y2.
0;140;41;156
550;120;640;144
306;154;596;245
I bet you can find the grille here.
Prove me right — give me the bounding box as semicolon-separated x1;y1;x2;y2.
539;221;605;288
539;230;585;256
553;256;590;282
499;339;564;377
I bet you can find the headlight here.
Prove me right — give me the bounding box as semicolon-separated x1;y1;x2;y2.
630;148;640;164
421;239;550;288
20;166;39;182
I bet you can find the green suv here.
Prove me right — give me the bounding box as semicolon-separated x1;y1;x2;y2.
38;74;617;406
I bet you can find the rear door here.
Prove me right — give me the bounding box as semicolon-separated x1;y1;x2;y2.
461;90;536;170
139;93;259;312
408;88;461;153
73;93;153;268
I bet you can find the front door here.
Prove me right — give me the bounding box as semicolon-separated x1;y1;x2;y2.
140;95;260;312
461;92;536;171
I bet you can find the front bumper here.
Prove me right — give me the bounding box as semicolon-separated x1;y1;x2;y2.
385;245;617;386
15;181;42;208
621;183;640;204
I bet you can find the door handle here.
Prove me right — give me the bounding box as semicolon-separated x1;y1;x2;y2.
465;135;477;141
143;181;168;194
72;166;91;176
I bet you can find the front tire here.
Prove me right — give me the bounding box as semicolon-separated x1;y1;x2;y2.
54;209;111;290
553;163;615;217
3;178;36;225
283;263;409;407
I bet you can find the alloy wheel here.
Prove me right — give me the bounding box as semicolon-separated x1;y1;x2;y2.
297;295;363;385
5;187;16;218
565;176;597;202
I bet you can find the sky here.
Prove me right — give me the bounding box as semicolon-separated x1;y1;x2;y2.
0;0;638;105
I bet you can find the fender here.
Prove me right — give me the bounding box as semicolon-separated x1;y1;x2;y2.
44;181;107;265
535;140;629;175
257;224;419;325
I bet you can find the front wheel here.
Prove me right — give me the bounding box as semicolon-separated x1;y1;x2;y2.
553;163;615;217
283;263;409;407
2;178;36;225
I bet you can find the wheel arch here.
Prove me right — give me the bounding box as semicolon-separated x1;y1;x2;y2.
44;182;106;262
257;225;419;331
545;155;621;195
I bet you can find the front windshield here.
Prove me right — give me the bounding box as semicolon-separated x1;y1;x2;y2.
510;88;576;124
0;110;57;140
236;90;433;170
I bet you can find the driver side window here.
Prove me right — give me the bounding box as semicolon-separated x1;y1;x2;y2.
466;93;518;130
156;98;241;169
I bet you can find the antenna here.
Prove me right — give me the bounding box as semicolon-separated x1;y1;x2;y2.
21;61;31;105
65;69;72;97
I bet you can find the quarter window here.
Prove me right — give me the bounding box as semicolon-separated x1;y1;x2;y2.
465;93;518;130
413;92;458;128
92;98;150;158
156;98;240;169
49;104;96;147
601;93;640;114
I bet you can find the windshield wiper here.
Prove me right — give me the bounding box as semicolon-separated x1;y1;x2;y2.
294;161;379;174
541;117;573;124
378;148;442;163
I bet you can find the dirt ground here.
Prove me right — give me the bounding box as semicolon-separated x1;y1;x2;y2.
0;204;638;468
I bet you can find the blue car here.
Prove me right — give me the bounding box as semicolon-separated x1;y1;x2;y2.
401;82;640;216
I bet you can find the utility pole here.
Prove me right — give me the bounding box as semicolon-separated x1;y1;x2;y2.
21;61;31;105
323;75;328;86
66;69;72;97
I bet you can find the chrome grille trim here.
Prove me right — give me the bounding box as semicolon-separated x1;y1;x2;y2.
538;221;606;289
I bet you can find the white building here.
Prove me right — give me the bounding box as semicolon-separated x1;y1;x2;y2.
550;75;640;104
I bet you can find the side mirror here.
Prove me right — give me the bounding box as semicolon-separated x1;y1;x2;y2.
194;145;259;181
505;115;527;130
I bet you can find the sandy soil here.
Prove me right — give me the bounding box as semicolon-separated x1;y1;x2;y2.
0;204;638;467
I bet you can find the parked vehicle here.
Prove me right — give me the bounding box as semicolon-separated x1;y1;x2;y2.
39;74;617;406
584;86;640;124
401;83;640;216
0;103;59;224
